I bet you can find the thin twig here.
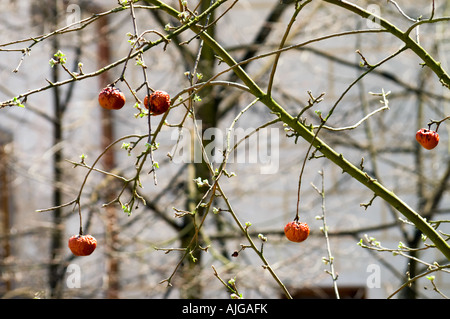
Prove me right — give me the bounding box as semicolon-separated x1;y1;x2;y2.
317;104;389;131
312;170;340;299
387;264;450;299
267;0;312;96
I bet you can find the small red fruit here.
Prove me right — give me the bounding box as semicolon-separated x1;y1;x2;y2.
416;128;439;150
144;90;170;115
284;221;310;243
98;86;126;110
68;234;97;256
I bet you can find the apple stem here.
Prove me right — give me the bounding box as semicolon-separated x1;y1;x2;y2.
78;205;83;236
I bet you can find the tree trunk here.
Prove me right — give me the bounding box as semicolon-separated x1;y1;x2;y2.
48;0;64;299
0;134;12;293
97;16;120;299
179;2;218;299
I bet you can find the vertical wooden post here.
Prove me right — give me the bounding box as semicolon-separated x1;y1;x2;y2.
0;134;12;293
97;16;120;299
